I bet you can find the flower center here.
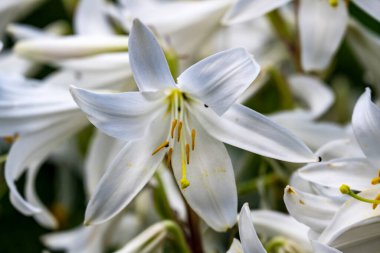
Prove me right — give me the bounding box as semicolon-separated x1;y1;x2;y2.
151;89;196;190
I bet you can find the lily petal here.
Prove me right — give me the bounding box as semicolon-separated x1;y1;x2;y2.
288;75;334;119
270;112;347;150
318;188;380;250
222;0;291;25
84;131;125;197
352;88;380;169
284;185;339;233
59;52;130;72
119;0;230;55
299;0;348;71
5;113;88;216
178;48;260;115
42;226;107;253
74;0;113;35
352;0;380;22
14;36;129;62
25;162;58;229
171;115;237;232
70;86;164;141
298;158;375;192
311;241;342;253
193;103;318;163
316;139;364;161
239;203;266;253
226;238;243;253
252;210;311;250
84;112;170;225
347;21;380;91
128;19;175;91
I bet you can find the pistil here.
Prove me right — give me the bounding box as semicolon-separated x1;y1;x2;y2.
340;184;380;209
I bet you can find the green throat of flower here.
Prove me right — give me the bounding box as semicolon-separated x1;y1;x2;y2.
151;89;196;190
340;170;380;209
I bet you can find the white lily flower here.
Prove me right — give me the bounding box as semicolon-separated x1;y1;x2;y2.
223;0;380;72
227;203;340;253
284;88;380;251
0;65;135;228
71;19;317;232
298;89;380;194
317;188;380;252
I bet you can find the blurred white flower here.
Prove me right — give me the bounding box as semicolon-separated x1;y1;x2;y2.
71;19;317;232
223;0;380;72
227;203;340;253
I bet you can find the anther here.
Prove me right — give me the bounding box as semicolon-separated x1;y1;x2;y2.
152;140;169;155
373;194;380;209
170;119;178;138
167;148;173;167
371;177;380;185
191;129;196;150
3;133;19;144
177;121;183;142
186;144;190;164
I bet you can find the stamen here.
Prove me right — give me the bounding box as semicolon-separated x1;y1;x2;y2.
3;134;19;144
371;177;380;185
170;119;178;138
167;148;173;167
177;121;183;142
191;129;196;150
329;0;338;7
152;140;169;155
340;184;380;208
373;194;380;209
186;144;190;164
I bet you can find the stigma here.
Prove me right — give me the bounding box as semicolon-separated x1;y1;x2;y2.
329;0;338;7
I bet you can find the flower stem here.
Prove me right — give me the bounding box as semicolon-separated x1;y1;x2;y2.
267;10;301;71
0;154;7;165
268;67;294;110
164;221;192;253
185;201;204;253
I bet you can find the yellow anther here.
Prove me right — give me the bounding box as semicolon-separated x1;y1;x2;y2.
167;148;173;167
170;119;178;138
329;0;338;7
186;144;190;164
177;121;183;142
372;194;380;209
191;129;196;150
371;177;380;185
180;178;190;189
152;140;169;155
3;134;19;144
